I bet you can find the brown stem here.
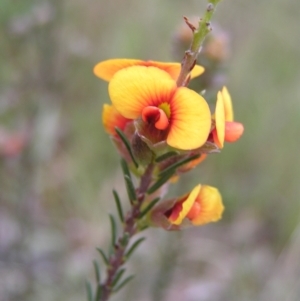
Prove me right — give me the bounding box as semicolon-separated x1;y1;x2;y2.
99;163;154;301
176;1;221;87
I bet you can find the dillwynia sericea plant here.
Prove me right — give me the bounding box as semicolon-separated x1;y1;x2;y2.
87;1;244;300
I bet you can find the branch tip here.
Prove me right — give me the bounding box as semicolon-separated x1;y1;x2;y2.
207;3;214;12
183;16;196;32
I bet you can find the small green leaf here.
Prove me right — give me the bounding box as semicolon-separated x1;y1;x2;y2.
125;237;146;260
159;154;200;177
120;158;131;179
139;198;160;219
96;248;109;266
124;175;137;203
147;171;175;194
120;159;137;203
120;232;130;247
112;268;126;287
109;214;117;247
113;190;124;223
115;127;138;168
93;260;101;283
95;285;102;301
113;275;135;293
85;280;93;301
155;151;179;162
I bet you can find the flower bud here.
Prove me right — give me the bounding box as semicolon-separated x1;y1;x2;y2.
131;132;154;166
225;121;244;142
150;184;224;230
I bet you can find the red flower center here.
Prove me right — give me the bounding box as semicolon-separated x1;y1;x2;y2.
142;106;169;130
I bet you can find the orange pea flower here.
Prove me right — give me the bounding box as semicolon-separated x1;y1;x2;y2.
211;87;244;148
102;104;131;136
150;184;224;230
94;58;204;82
168;184;224;226
108;65;211;150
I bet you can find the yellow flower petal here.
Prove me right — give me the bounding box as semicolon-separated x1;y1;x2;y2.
191;186;224;225
144;61;182;80
171;184;201;225
94;58;204;81
146;61;204;80
94;59;143;81
221;86;234;122
215;91;225;148
190;64;205;79
167;87;211;150
102;104;131;136
108;66;176;119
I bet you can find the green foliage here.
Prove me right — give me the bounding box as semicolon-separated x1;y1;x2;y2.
158;154;200;177
113;190;124;223
147;172;175;194
93;260;101;283
115;127;138;168
112;275;135;293
85;281;93;301
155;151;179;162
121;159;137;203
125;237;146;260
96;248;109;266
109;214;117;248
138;198;160;219
111;268;126;287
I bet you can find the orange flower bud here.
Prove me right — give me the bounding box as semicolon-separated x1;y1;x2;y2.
211;87;244;148
150;184;224;230
225;121;244;142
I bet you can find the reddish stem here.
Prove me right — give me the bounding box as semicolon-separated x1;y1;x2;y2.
99;163;154;301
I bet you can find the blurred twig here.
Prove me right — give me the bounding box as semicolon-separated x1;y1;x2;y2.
176;0;222;87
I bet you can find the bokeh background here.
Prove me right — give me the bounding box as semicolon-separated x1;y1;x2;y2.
1;0;300;300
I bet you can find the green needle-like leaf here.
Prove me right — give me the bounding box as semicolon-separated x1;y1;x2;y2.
155;151;179;162
120;158;131;179
139;198;160;219
120;232;130;247
109;214;117;247
113;275;135;293
115;127;138;168
85;280;93;301
159;154;200;177
113;189;124;223
147;171;175;194
95;285;102;301
124;175;137;203
125;237;146;260
112;268;126;287
93;260;101;283
96;248;109;266
120;159;137;203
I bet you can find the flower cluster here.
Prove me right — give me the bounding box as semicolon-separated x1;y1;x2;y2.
94;58;244;230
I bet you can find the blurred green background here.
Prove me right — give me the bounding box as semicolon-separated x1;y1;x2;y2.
1;0;300;301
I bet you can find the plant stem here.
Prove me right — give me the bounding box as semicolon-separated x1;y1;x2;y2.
97;2;223;299
176;0;222;87
99;163;154;301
